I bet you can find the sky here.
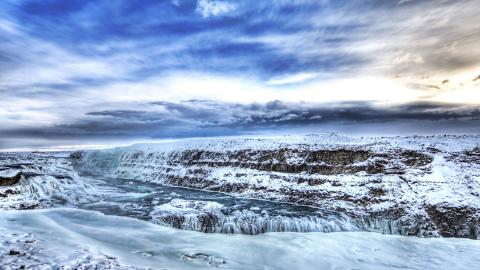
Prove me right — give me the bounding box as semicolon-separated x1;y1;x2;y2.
0;0;479;150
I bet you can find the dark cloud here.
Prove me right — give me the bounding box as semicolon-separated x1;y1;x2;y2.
2;101;479;145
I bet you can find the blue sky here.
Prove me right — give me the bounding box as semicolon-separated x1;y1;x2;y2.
0;0;479;149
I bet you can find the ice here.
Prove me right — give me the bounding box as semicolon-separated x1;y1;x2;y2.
150;199;360;234
1;208;479;270
0;152;102;210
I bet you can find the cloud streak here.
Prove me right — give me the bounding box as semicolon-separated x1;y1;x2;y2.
3;0;478;88
3;100;479;144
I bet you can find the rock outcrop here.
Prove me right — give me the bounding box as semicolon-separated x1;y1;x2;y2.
0;172;22;186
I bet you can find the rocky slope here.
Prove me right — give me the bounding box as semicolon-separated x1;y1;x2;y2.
71;134;480;238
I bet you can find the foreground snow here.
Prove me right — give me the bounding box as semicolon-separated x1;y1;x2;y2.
1;208;480;270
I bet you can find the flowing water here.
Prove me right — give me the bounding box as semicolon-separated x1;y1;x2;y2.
75;176;361;234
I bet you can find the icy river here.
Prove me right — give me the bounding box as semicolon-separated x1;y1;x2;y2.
1;174;480;269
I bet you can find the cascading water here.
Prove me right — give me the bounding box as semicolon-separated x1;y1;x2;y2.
150;199;360;234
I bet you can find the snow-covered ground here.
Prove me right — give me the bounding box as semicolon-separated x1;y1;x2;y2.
1;208;480;270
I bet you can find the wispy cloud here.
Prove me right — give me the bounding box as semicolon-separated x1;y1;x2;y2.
0;0;479;148
267;72;319;85
3;0;479;91
196;0;236;18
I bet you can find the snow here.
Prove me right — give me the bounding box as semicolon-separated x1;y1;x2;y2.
1;208;480;270
154;198;224;213
111;133;480;153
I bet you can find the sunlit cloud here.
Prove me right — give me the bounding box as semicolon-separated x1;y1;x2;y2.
196;0;236;18
267;73;320;85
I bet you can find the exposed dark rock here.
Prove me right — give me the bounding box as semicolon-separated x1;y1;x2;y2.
145;148;431;176
369;187;386;197
0;172;22;186
69;151;84;160
400;151;433;167
366;160;387;174
8;249;21;256
426;204;479;239
21;172;43;179
16;202;39;210
157;215;186;229
306;149;372;165
426;147;441;154
449;148;480;164
297;178;326;186
3;163;34;169
0;189;20;198
198;212;220;232
52;174;73;180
